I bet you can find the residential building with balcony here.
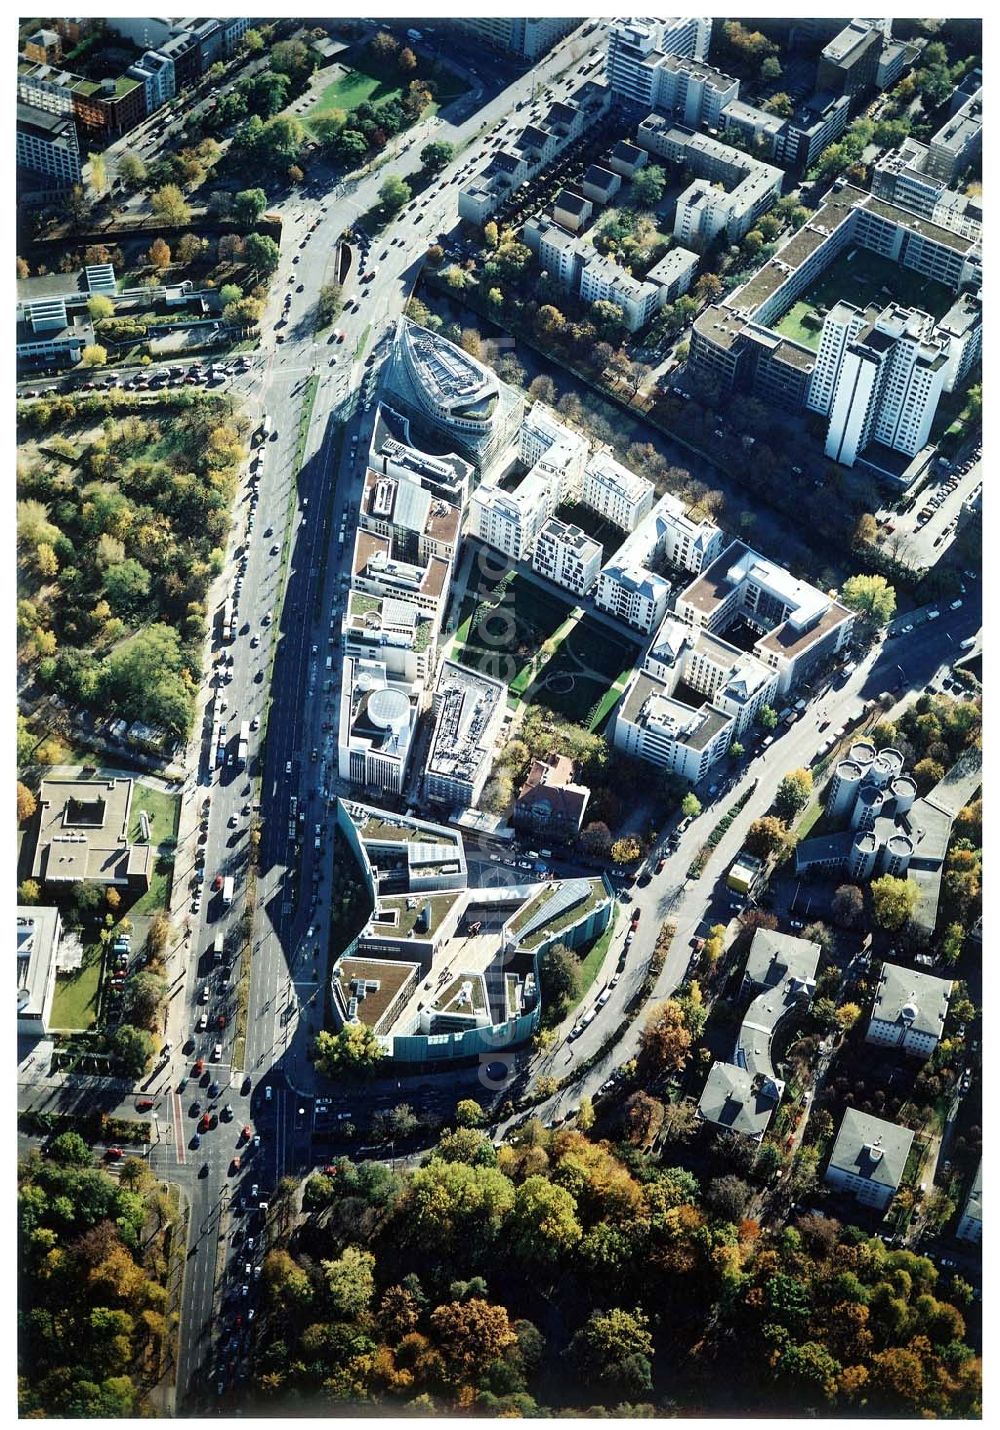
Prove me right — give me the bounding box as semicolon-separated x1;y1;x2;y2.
531;517;602;596
127;49;176;113
926;85;982;184
582;451;654;531
594;564;671;637
605;17;713;110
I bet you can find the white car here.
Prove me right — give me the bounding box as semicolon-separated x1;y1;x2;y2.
212;1042;222;1061
950;599;963;610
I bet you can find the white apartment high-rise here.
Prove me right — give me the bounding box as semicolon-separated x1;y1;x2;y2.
606;18;713;108
822;304;950;466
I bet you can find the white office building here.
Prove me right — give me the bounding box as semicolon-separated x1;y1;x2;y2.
337;658;419;796
468;471;554;563
425;660;508;810
17;905;62;1036
532;518;602;597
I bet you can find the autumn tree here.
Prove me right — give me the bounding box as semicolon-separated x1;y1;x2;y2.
639;1000;692;1075
81;345;108;368
17;781;37;823
610;836;641;865
775;768;813;819
623;1090;665;1147
507;1175;583;1265
870;874;919;930
568;1307;654;1394
841;572;897;624
430;1298;516;1379
147;237;171;269
150;185;191;225
681;792;702;819
832;883;865;929
744;815;788;859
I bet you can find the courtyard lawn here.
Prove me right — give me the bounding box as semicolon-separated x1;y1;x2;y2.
50;942;104;1032
129;783;179;850
530;615;640;726
452;571;574;692
574;906;618;1004
773;247;956;351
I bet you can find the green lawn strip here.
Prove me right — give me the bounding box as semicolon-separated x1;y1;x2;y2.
354;322;371;361
588;675;629;733
313;420;346;623
128;857;174;916
231;892;255;1074
50;942;104;1032
575;906;618;1004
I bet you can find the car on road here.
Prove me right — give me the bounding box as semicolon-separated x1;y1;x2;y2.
191;1133;201;1149
105;1146;124;1160
950;599;963;610
654;857;665;874
212;1043;223;1061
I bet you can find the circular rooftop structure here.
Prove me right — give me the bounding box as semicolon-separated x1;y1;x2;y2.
367;688;410;730
849;740;876;766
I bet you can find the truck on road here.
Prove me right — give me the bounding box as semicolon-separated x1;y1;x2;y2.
213;931;224;963
237;721;250;771
222;876;234;907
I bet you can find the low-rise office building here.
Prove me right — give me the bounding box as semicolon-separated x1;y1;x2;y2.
825;1108;914;1211
30;777;153;893
866;962;952;1059
424;660;508;810
342;592;436;684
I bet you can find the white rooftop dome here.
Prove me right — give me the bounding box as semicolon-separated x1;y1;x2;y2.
367;687;410;730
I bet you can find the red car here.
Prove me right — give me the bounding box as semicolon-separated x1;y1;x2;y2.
199;1113;211;1132
213;874;223;891
135;1098;154;1112
241;1124;252;1142
193;1057;205;1075
231;1155;241;1173
105;1146;124;1160
216;1014;228;1028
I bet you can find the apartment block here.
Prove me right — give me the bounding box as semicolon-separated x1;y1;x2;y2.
553;188;592;232
458;82;610;225
956;1161;982;1245
468;473;554;563
646;51;739;128
825;1108;913;1211
582;451;654;531
580;164;621;206
16;102;81;184
926;84;982;184
865;962;952;1059
425;660;507;810
594;564;671;636
451;18;578;61
613;667;732;782
519;401;589;487
817;20;885;102
127;49;176;113
532;518;602;596
872;139;981;240
722;90;850;170
637;116;782;246
820;303;951;466
338;657;419;796
675;541;854;696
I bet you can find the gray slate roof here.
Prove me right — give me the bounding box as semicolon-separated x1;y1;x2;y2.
827;1107;914;1191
